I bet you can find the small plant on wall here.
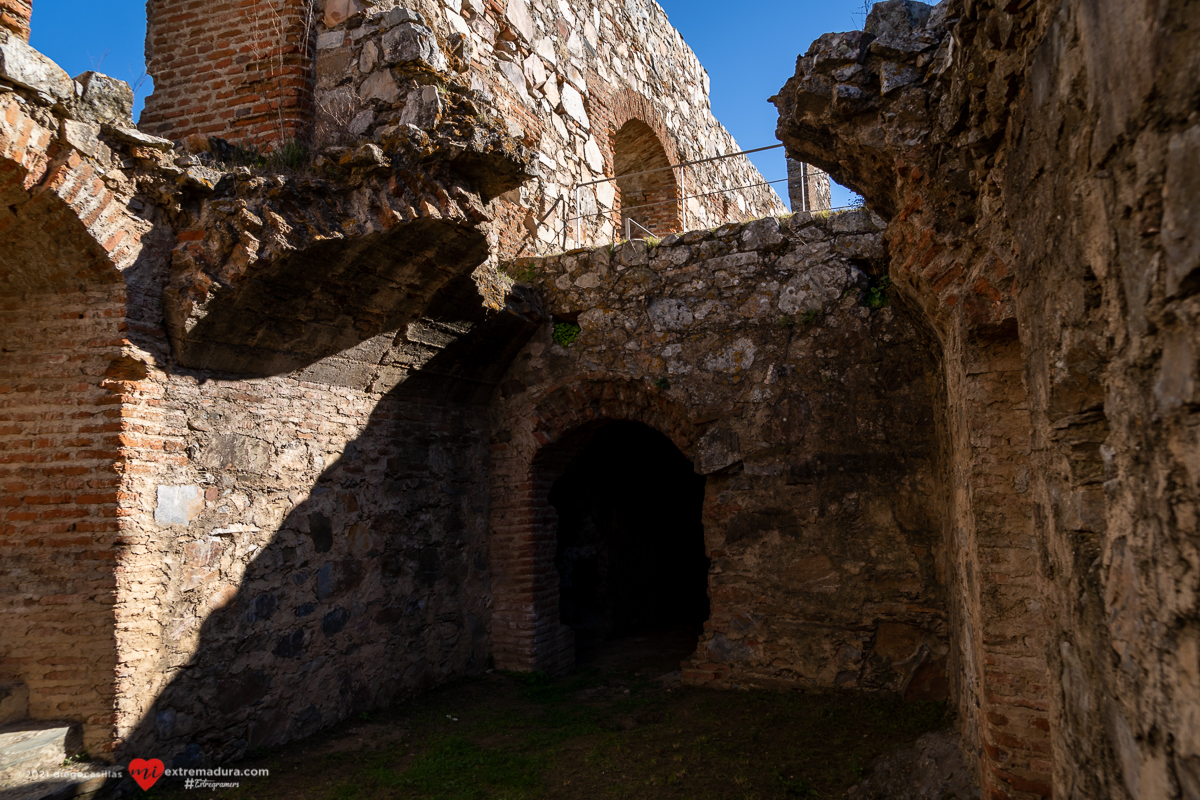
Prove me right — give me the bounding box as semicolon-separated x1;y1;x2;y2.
866;276;892;309
553;322;581;347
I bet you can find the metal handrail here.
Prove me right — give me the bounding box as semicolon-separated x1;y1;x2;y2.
565;177;791;227
572;143;792;245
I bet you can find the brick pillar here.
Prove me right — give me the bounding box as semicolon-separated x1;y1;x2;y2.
141;0;315;147
488;442;575;674
0;0;31;41
958;323;1053;800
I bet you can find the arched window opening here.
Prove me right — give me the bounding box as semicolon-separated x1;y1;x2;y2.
550;421;709;668
612;120;682;238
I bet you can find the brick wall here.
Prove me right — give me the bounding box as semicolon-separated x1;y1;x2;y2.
0;288;125;755
489;378;698;674
0;0;31;41
0;92;153;756
611;119;680;237
952;324;1052;799
141;0;315;147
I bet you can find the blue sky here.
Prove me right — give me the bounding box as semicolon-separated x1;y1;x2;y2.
31;0;868;208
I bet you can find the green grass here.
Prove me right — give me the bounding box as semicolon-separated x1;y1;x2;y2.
149;665;950;800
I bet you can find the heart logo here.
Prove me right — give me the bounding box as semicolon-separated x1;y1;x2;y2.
128;758;165;791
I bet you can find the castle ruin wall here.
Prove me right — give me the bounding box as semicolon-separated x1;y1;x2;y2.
775;0;1200;797
141;0;816;261
489;211;952;696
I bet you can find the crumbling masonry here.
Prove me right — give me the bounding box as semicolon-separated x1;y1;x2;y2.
0;1;1197;800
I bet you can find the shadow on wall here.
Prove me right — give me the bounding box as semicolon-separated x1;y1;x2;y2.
167;219;492;378
117;276;541;771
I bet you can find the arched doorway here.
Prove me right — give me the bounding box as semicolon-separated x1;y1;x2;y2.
549;422;709;666
612;120;682;237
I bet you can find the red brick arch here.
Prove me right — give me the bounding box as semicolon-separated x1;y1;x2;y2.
0;96;148;756
590;87;685;237
488;376;699;673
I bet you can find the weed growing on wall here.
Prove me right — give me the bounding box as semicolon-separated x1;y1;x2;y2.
866;276;892;309
553;323;581;347
501;261;540;284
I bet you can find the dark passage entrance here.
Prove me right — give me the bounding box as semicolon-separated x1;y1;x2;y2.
550;422;709;667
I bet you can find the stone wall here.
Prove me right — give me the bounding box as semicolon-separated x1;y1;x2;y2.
143;0;793;259
0;26;542;766
306;0;790;253
488;210;952;696
774;1;1200;798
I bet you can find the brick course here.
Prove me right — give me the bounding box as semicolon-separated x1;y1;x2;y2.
141;0;315;147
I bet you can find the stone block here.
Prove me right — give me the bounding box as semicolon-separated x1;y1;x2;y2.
382;22;447;71
102;122;173;150
879;61;920;94
504;0;534;41
72;70;133;124
807;31;873;71
740;217;785;250
558;83;589;128
0;29;73;102
383;7;423;28
324;0;363;27
61;119;103;159
1164;125;1200;297
154;485;205;526
695;426;741;474
360;68;401;104
0;683;27;727
399;85;442;129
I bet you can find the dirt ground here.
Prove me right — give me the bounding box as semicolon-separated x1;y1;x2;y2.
145;634;951;800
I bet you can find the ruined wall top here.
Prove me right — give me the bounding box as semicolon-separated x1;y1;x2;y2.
141;0;789;254
0;0;31;41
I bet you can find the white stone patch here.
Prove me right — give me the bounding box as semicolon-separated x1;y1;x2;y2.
523;53;547;88
595;180;615;209
648;298;693;331
542;77;561;108
559;83;589;127
567;32;585;58
583;137;604;173
446;8;470;36
575;272;601;288
662;343;683;358
505;0;535;41
348;109;375;136
704;338;756;373
360;40;378;73
360;69;400;103
536;37;557;64
498;59;531;104
155;485;205;526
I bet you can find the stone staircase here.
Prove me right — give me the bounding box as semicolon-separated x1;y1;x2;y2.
0;683;106;800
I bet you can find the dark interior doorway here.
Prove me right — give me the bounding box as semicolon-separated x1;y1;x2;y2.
550;422;709;667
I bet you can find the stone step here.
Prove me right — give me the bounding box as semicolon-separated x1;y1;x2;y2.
0;721;107;800
0;768;110;800
0;722;83;778
0;685;28;728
